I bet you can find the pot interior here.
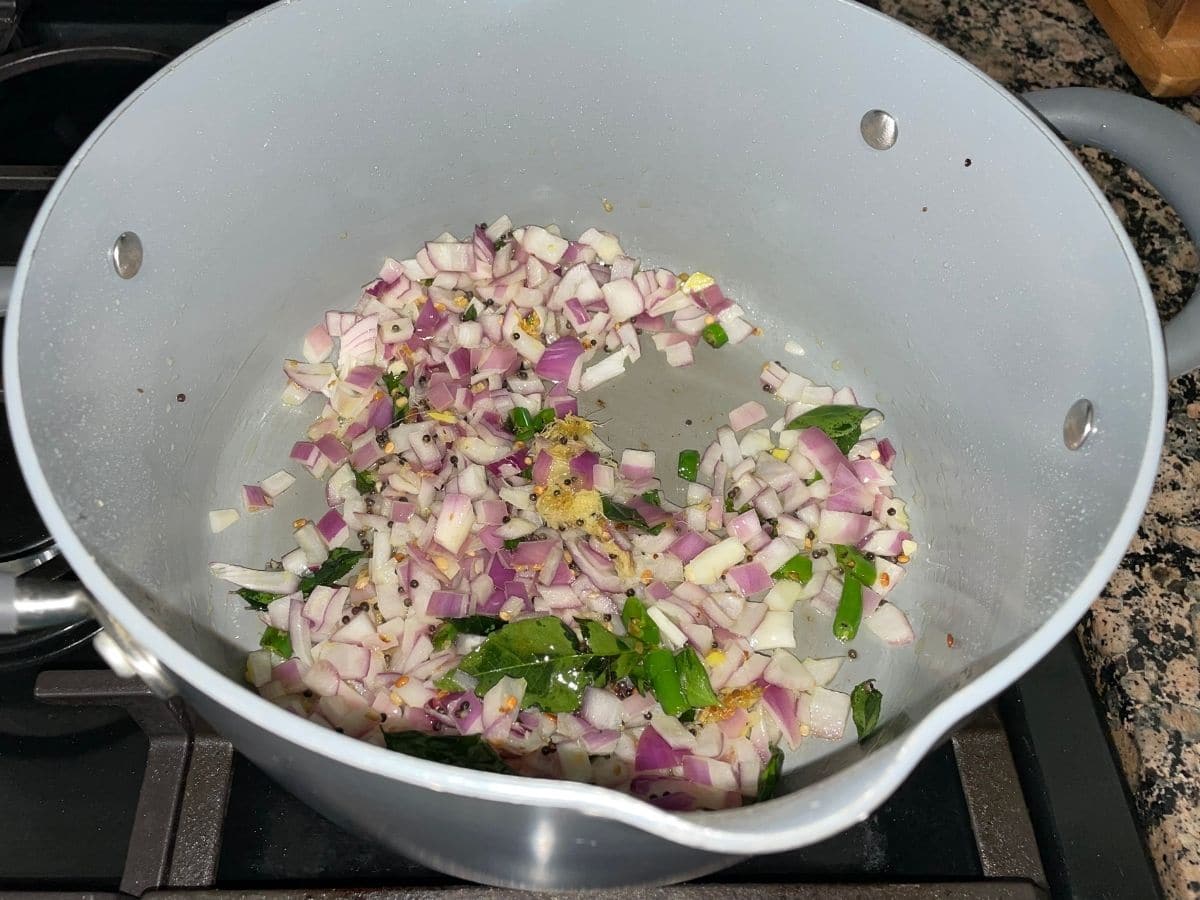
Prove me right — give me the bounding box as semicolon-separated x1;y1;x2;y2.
9;0;1157;804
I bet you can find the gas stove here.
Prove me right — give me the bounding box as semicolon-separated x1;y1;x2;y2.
0;3;1164;898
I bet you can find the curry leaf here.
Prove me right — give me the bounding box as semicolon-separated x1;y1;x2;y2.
579;619;630;656
354;469;377;495
851;679;883;741
431;615;505;651
383;731;511;774
451;616;614;713
237;588;277;610
620;595;660;646
299;547;364;594
784;405;880;455
675;646;720;709
602;496;666;535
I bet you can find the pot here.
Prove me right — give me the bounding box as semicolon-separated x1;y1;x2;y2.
1;0;1198;889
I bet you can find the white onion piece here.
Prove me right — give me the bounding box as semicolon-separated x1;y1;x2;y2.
484;214;512;241
581;686;625;731
246;649;274;685
749;610;796;651
577;227;623;263
210;564;298;594
807;687;850;740
802;657;844;687
646;606;688;650
764;650;815;691
864;603;915;646
579;346;630;391
260;470;296;499
651;713;697;751
683;537;746;585
281;548;309;576
601;278;644;322
294;522;329;567
764;580;804;611
208;508;239;533
521;225;569;265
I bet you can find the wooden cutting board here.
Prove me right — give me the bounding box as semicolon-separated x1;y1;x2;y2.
1086;0;1200;95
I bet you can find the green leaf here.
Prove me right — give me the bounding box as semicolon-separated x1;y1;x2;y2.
613;649;645;687
259;625;293;658
461;304;478;322
354;469;377;495
602;496;665;535
851;679;883;741
640;489;662;507
383;731;511;774
431;615;504;651
756;745;785;802
236;588;277;610
579;619;629;656
503;538;522;551
784;405;880;455
675;646;720;709
621;595;661;646
833;544;876;585
298;548;365;595
805;471;823;486
419;277;435;287
773;554;813;584
452;616;609;713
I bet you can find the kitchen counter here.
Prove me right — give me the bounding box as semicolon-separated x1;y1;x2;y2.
868;0;1200;896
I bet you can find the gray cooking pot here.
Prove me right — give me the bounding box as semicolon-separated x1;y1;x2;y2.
2;0;1199;889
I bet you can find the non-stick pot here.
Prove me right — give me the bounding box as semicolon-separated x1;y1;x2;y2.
2;0;1199;889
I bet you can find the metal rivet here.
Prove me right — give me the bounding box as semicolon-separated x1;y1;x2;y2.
1063;399;1094;450
112;231;143;279
860;109;898;151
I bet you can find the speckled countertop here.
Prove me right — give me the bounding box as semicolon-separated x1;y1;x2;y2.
864;0;1200;896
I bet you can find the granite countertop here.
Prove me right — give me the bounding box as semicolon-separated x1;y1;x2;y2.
865;0;1200;896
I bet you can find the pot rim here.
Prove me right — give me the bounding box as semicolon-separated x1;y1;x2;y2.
2;0;1167;855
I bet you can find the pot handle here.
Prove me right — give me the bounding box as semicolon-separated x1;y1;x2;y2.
0;571;93;634
1024;88;1200;380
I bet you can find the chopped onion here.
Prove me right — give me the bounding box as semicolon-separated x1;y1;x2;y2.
864;602;915;646
210;564;298;594
764;650;815;691
683;537;746;585
807;687;850;740
209;508;240;533
218;219;917;811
